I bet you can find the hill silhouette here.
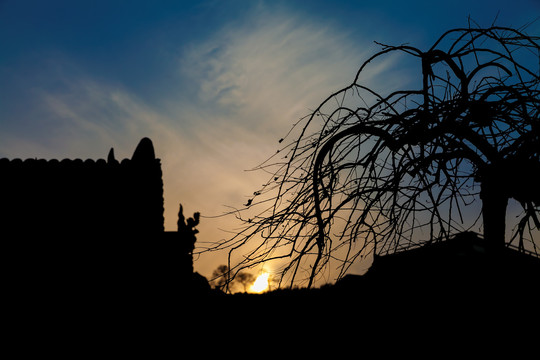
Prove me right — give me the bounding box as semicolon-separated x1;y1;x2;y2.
212;232;539;326
238;232;539;291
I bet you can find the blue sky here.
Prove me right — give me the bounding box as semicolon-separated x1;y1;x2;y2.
1;0;539;280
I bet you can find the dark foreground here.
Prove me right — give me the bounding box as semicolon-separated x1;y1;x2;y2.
5;234;539;354
203;233;540;308
5;270;539;356
194;234;540;342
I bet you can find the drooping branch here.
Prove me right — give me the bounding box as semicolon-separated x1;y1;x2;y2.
204;24;540;288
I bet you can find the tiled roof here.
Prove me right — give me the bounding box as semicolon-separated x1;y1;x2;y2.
0;138;164;237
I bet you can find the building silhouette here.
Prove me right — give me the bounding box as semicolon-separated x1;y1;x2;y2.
336;232;540;303
1;137;164;237
2;138;207;310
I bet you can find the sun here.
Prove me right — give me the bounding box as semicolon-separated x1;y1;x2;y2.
250;272;270;293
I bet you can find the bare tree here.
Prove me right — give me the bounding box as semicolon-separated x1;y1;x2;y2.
206;24;540;288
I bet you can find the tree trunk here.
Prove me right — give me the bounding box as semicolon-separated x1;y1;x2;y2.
480;184;509;247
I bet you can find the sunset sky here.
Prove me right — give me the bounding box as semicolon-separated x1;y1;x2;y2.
1;0;539;283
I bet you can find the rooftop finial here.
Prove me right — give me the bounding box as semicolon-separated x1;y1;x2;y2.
107;147;118;164
132;137;155;162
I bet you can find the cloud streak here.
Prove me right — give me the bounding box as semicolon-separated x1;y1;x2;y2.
0;8;402;278
175;9;407;276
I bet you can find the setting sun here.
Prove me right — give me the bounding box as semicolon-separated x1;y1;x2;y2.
250;273;270;293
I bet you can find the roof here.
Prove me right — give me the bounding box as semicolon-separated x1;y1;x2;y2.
365;232;540;285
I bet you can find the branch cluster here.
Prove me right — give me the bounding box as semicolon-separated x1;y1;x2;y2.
205;25;540;288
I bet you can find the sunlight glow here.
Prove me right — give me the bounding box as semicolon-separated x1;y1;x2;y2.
250;272;270;293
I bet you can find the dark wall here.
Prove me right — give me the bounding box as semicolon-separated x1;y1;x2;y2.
1;138;207;307
0;138;164;239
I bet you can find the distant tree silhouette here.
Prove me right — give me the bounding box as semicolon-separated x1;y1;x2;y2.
236;272;256;292
211;265;230;290
209;24;540;288
210;265;256;293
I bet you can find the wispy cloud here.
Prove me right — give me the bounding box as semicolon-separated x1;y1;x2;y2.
181;11;371;126
174;9;406;275
0;8;403;277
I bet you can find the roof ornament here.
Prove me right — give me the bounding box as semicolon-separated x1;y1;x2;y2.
107;147;118;164
132;137;155;162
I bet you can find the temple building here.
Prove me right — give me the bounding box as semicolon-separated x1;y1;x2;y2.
2;138;206;306
1;137;164;237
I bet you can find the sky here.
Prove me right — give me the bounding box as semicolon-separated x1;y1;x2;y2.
1;0;539;284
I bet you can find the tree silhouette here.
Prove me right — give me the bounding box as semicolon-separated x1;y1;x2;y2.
210;265;258;293
236;272;256;292
211;265;230;290
209;24;540;288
